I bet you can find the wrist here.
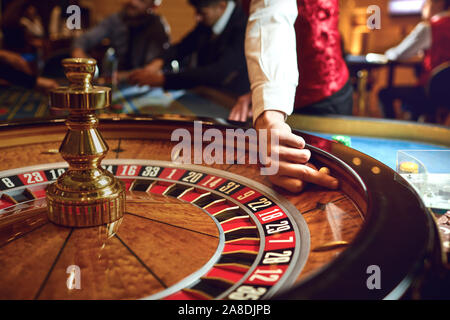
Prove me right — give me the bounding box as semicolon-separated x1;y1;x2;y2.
254;110;286;129
146;58;164;71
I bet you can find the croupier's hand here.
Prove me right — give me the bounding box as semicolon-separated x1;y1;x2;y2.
254;110;339;193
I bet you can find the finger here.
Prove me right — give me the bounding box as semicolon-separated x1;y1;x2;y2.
229;102;248;122
268;175;306;193
275;130;306;149
306;163;331;176
229;104;243;121
128;70;138;79
229;107;239;121
277;161;339;189
239;103;248;122
275;145;311;164
118;71;131;82
134;75;147;86
128;74;138;84
129;77;140;85
128;70;145;83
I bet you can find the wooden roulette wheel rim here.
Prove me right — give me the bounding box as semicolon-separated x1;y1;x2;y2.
0;115;442;299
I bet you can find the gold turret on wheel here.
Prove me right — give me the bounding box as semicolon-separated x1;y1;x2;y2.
46;58;125;227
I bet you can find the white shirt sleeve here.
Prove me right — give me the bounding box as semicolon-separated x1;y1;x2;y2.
384;21;432;61
246;0;299;123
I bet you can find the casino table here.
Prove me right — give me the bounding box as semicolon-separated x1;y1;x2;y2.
0;83;234;121
0;114;449;300
286;114;450;171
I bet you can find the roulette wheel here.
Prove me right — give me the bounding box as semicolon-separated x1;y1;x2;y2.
0;59;447;300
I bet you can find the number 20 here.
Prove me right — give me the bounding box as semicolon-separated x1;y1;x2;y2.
263;251;292;264
182;172;203;183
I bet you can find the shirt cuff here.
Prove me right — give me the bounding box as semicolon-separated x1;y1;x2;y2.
252;83;296;124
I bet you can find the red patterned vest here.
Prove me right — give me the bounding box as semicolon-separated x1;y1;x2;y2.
294;0;349;108
242;0;349;108
420;12;450;86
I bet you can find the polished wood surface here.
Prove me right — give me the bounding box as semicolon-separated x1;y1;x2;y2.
0;192;220;299
0;120;365;299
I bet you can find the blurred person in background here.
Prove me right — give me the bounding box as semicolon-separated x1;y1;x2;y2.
0;0;57;92
128;0;250;96
71;0;170;73
378;0;450;120
0;49;58;92
19;4;45;40
1;0;45;53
